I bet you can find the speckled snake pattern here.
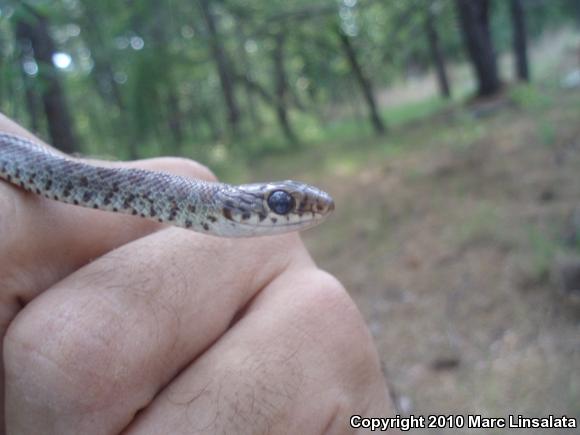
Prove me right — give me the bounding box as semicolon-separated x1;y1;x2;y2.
0;133;334;237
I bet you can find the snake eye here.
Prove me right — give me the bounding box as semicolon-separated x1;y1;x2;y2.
267;190;295;215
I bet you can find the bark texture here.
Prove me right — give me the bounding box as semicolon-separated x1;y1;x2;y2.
455;0;501;96
15;7;79;152
337;28;386;135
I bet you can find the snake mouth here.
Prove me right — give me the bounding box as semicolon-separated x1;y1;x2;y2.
231;214;328;229
219;205;331;236
217;218;325;237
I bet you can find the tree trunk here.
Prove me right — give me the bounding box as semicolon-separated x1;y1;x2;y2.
235;22;262;133
569;0;580;28
151;0;184;150
22;79;42;133
15;6;79;153
455;0;501;96
198;0;241;140
80;3;125;108
79;1;140;158
337;27;386;135
200;105;221;142
18;47;42;132
425;4;451;98
235;74;275;106
165;90;184;149
14;21;42;132
273;32;299;145
509;0;530;82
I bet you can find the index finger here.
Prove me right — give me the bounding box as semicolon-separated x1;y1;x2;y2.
0;117;217;303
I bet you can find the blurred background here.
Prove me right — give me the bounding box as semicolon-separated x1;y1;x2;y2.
1;0;579;432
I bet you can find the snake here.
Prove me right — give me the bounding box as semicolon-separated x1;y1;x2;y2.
0;133;334;237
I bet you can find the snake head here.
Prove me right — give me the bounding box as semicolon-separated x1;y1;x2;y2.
216;180;334;237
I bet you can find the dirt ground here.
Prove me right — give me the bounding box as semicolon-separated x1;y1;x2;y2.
300;85;580;433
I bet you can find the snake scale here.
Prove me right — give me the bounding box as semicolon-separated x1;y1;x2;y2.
0;133;334;237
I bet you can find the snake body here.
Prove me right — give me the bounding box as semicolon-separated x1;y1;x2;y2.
0;133;334;237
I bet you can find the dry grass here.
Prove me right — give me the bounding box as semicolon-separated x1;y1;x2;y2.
298;85;580;433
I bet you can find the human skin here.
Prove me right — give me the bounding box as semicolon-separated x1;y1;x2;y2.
0;114;395;434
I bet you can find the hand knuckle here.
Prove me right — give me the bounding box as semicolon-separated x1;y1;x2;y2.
4;305;131;412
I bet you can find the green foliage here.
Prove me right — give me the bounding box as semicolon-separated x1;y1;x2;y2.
509;84;552;111
520;218;580;284
0;0;577;159
527;226;560;279
507;84;558;147
383;97;449;125
537;120;556;147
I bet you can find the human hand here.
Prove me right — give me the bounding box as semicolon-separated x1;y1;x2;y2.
0;115;394;434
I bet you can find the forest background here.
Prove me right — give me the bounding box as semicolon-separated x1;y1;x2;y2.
1;1;580;431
